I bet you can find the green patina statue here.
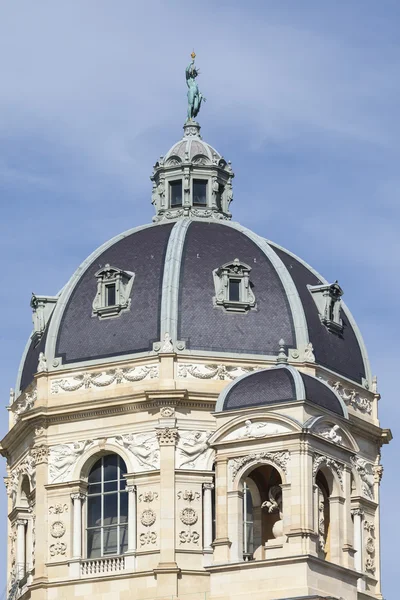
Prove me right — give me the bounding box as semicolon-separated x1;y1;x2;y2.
186;52;206;121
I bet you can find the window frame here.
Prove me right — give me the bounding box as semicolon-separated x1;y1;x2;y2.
213;259;256;313
169;179;183;208
192;178;208;206
86;455;128;559
92;264;135;319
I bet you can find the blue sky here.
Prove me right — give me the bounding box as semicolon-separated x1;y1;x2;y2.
0;1;398;596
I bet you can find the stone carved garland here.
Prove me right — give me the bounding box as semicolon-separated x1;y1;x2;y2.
364;521;376;574
229;451;289;482
51;364;158;394
321;378;372;415
313;454;344;491
178;363;260;381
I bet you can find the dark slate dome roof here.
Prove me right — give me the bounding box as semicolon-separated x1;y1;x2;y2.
17;219;370;394
216;365;347;417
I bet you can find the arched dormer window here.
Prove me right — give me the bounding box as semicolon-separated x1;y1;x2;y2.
87;455;128;558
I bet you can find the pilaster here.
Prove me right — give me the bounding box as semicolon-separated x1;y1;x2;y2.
213;457;231;562
155;426;180;596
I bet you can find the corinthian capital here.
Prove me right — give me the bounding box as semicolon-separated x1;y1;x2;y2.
156;427;179;446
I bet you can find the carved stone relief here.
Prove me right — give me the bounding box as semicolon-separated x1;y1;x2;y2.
364;520;376;574
140;509;156;527
49;542;67;557
178;363;260;381
50;521;66;538
229;451;289;482
351;456;375;500
177;490;200;502
320;377;372;414
139;532;157;546
51;364;158;394
313;454;344;491
7;453;36;508
13;386;37;422
160;406;175;418
49;504;68;515
315;424;343;445
180;507;198;526
179;531;200;545
48;440;94;484
138;491;158;503
156;428;179;446
114;433;160;471
176;431;213;469
224;420;291;441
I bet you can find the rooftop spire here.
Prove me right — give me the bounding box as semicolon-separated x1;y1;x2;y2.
186;51;206;122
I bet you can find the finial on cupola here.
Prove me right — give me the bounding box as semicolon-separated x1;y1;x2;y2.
276;339;288;364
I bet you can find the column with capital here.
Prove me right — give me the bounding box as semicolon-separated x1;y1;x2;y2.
203;482;214;553
71;492;85;560
16;518;28;580
125;484;137;570
351;507;366;593
155;427;179;597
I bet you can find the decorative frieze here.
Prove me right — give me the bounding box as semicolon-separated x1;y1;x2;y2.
224;420;291;441
313;454;344;491
176;431;213;469
351;456;375;500
320;377;372;415
177;363;260;381
51;364;158;394
229;451;290;482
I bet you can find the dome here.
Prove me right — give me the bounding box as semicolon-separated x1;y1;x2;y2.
215;365;347;417
17;217;370;395
164;122;222;164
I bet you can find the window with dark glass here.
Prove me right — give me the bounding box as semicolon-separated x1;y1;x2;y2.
105;284;116;307
170;180;183;207
216;184;224;211
193;179;207;205
243;481;254;560
229;279;241;302
87;455;128;558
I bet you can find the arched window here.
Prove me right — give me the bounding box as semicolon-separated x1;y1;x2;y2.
87;454;128;558
316;471;331;560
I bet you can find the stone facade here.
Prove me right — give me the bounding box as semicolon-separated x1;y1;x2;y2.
2;349;390;600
